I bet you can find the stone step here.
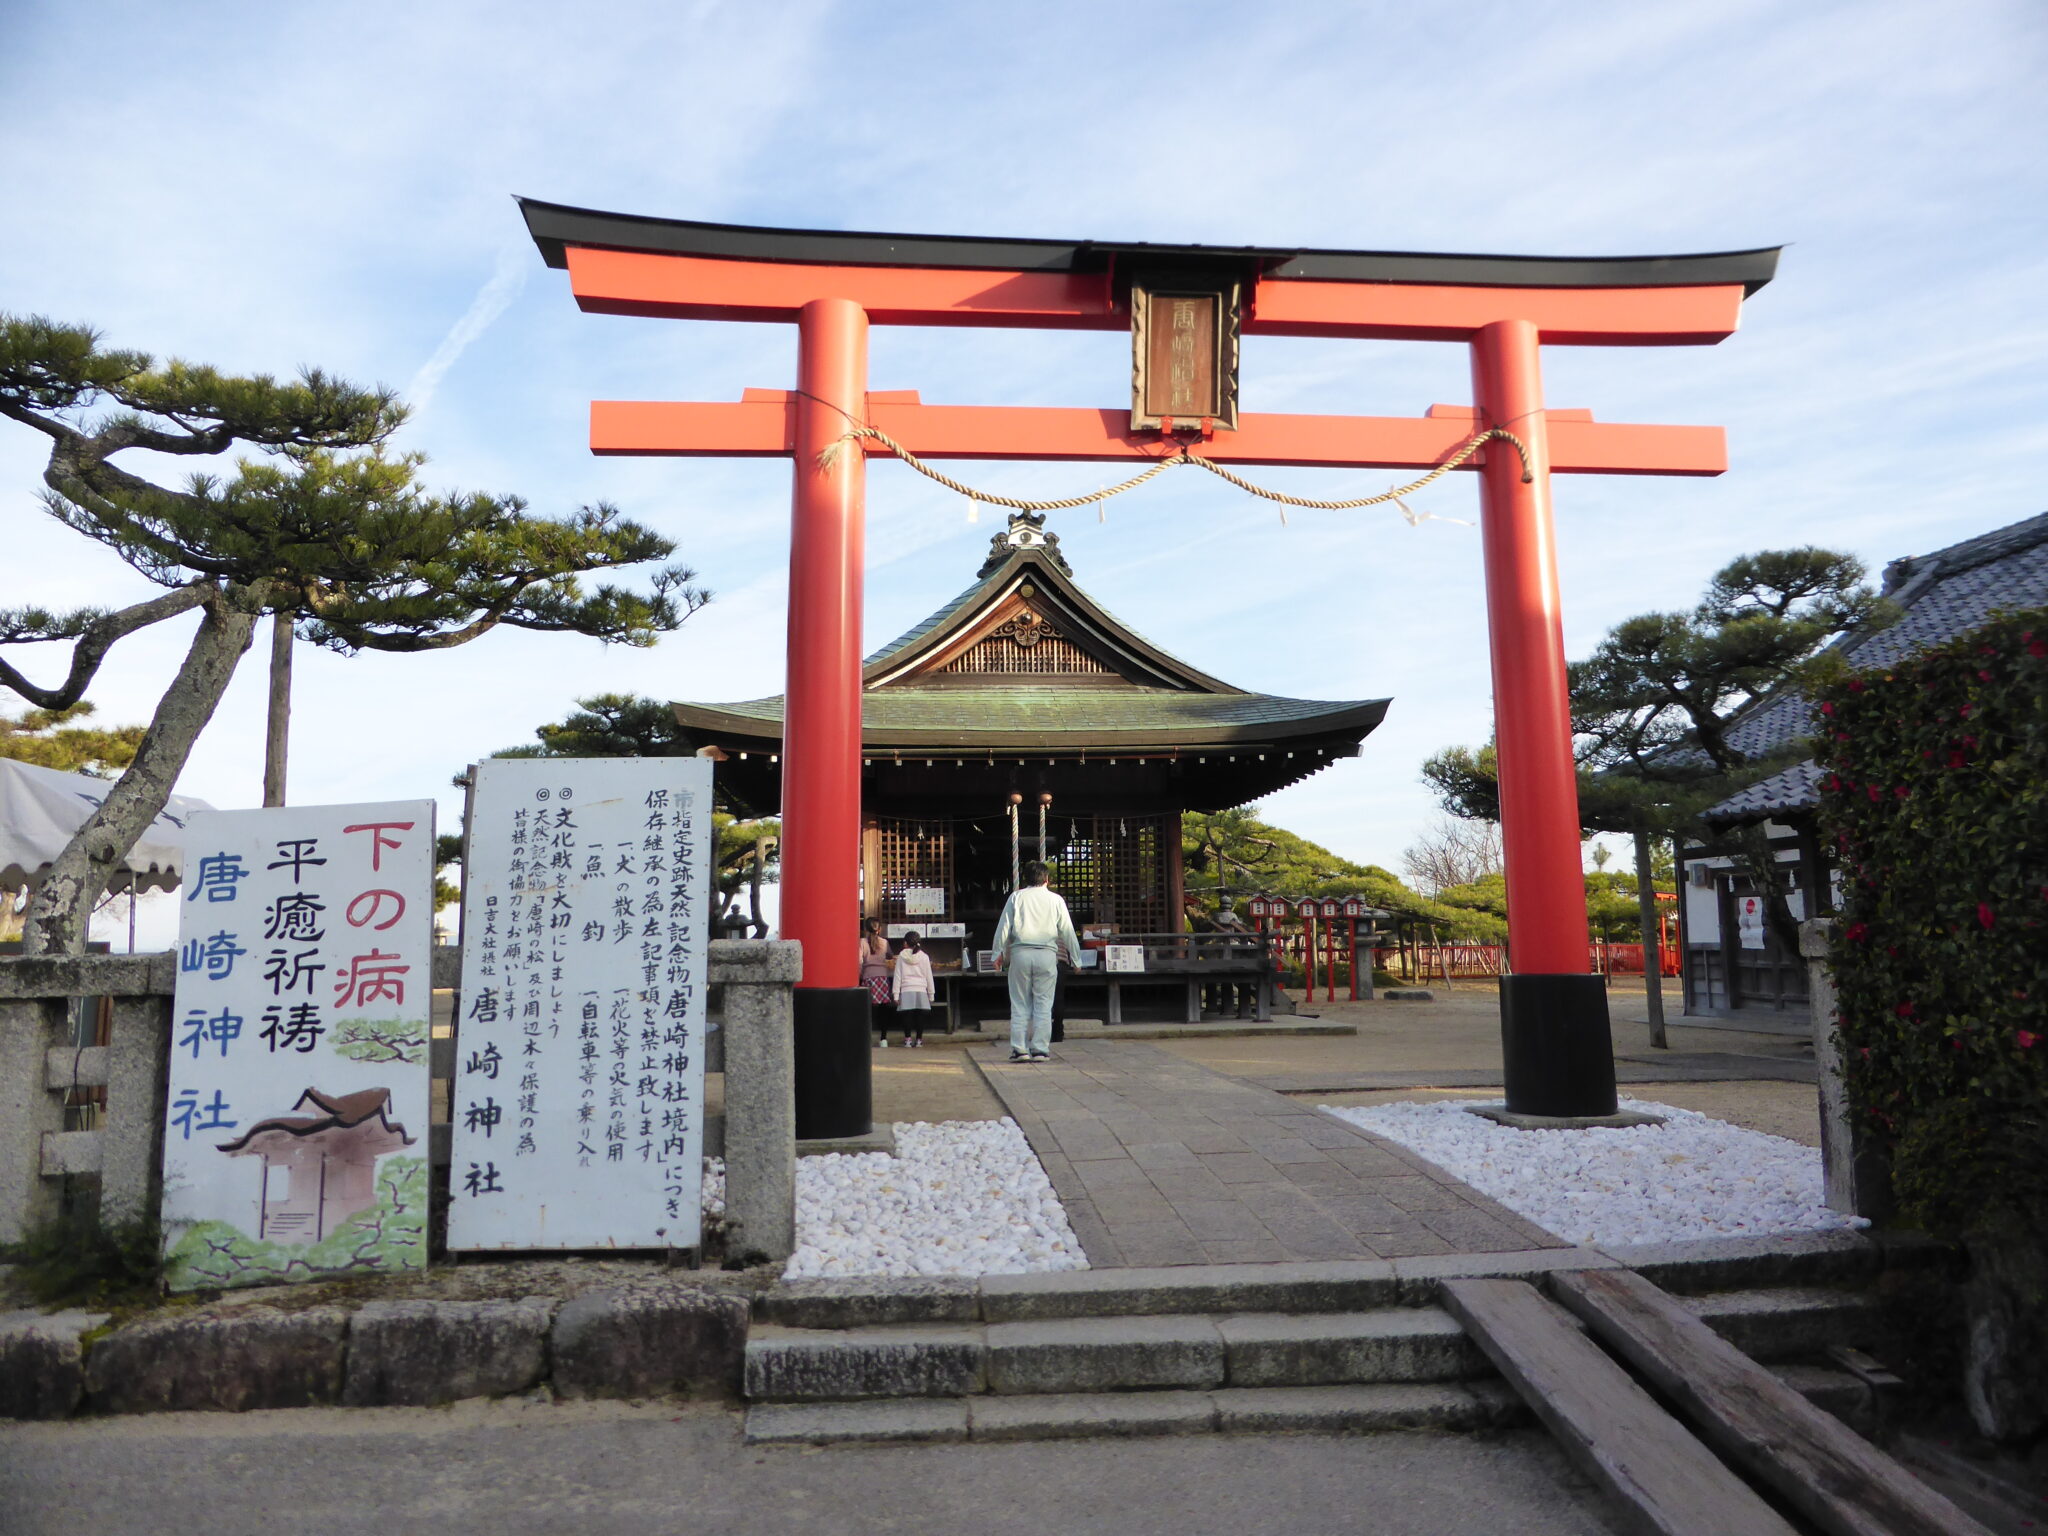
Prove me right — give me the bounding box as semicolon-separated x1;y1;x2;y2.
1683;1287;1877;1363
742;1357;1872;1447
746;1307;1488;1402
744;1380;1527;1445
744;1287;1879;1405
752;1234;1929;1331
755;1251;1613;1331
745;1323;985;1402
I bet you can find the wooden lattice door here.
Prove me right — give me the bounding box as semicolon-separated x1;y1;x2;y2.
865;819;955;922
1057;813;1173;934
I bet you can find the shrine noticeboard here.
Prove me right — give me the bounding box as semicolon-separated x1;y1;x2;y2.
161;802;437;1292
446;757;711;1251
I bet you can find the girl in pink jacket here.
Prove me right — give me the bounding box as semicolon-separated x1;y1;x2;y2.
892;931;936;1047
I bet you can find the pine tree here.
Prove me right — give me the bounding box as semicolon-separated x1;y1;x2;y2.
0;314;708;953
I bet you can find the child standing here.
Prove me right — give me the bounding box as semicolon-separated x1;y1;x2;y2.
893;931;936;1047
860;917;894;1046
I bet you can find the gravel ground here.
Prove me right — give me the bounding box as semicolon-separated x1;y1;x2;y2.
1316;1081;1823;1146
785;1118;1087;1280
1320;1097;1864;1248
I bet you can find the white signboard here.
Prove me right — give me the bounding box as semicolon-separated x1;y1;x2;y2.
1104;944;1147;973
162;802;436;1291
1737;896;1767;950
447;757;711;1251
904;886;946;916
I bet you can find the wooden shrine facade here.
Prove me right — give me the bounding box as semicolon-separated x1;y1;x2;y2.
670;513;1388;953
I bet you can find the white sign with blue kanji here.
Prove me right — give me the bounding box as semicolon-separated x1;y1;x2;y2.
446;756;711;1251
161;801;436;1291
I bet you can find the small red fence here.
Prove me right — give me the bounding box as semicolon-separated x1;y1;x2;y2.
1385;942;1680;981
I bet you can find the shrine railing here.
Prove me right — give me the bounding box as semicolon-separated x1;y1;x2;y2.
0;940;800;1262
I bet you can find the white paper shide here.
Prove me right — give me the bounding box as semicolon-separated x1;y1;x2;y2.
447;757;712;1250
161;801;436;1291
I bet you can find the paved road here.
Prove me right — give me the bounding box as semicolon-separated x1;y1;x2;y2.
2;1400;1626;1536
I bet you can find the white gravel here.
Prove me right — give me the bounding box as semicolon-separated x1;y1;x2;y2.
782;1118;1088;1280
1319;1098;1869;1249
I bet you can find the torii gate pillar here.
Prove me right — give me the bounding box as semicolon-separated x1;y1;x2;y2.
1472;319;1612;1112
783;298;873;1136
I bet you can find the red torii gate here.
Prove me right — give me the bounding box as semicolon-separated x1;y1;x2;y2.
520;200;1778;1132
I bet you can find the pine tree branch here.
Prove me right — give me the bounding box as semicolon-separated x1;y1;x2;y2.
0;583;213;709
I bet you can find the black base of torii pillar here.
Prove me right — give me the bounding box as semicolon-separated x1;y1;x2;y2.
793;988;873;1140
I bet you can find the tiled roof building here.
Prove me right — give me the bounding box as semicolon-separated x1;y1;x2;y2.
1677;511;2048;1027
670;514;1387;1018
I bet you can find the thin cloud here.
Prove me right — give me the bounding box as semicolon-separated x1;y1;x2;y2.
406;241;530;419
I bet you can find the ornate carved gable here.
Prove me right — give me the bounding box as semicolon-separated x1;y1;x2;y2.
937;606;1113;676
865;510;1228;693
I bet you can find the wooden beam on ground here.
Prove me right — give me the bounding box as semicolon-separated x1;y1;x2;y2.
1439;1277;1799;1536
1550;1268;1993;1536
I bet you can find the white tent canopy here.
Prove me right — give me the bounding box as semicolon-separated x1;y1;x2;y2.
0;758;214;894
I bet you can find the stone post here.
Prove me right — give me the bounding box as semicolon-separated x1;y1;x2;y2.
0;994;66;1242
0;952;179;1242
100;984;174;1227
710;939;800;1267
1800;919;1890;1220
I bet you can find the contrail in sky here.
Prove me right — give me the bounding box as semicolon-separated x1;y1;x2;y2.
405;242;530;417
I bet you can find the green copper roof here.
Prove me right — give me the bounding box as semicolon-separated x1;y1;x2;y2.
672;687;1387;749
678;515;1388;754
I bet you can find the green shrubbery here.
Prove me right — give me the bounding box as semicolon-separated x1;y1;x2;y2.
1814;607;2048;1241
5;1206;162;1307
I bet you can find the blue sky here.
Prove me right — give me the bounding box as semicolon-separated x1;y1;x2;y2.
3;0;2044;942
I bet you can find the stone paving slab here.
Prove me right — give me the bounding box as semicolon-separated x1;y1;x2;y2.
973;1041;1570;1268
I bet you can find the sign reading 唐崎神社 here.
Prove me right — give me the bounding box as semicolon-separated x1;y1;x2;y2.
162;802;437;1291
446;757;711;1251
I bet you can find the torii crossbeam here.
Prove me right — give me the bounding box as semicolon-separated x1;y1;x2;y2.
521;199;1779;1134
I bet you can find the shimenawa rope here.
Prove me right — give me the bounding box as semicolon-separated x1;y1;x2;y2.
816;425;1533;516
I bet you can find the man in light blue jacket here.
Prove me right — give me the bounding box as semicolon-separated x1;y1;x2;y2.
992;860;1081;1062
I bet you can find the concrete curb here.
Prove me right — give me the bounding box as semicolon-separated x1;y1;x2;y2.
0;1308;105;1419
2;1279;754;1420
85;1307;349;1415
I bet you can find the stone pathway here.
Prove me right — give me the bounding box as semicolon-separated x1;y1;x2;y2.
974;1041;1567;1268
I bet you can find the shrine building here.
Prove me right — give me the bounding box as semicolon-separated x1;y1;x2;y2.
669;512;1386;1020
